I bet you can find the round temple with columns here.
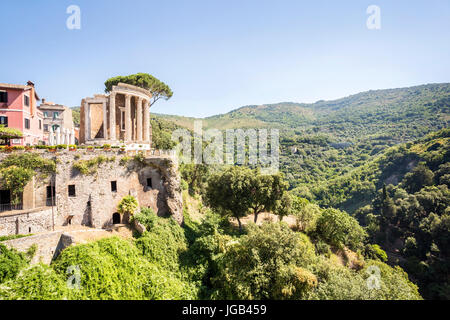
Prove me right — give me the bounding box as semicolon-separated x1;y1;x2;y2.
79;83;152;147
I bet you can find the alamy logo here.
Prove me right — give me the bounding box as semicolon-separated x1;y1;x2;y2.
171;121;280;173
67;265;82;290
366;265;382;290
66;5;81;30
366;5;381;30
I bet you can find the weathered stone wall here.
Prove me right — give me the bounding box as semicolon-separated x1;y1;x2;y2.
0;150;183;236
1;230;63;264
0;208;54;237
53;152;182;228
89;103;104;139
2;229;109;265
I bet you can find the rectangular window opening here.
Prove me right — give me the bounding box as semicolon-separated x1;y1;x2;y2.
68;185;76;197
0;91;7;103
111;181;117;192
0;116;8;126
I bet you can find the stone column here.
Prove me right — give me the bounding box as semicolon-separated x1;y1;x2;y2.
61;129;65;145
56;127;61;145
102;101;108;140
84;101;90;141
71;128;76;145
49;126;54;146
137;97;143;142
125;94;132;142
65;129;70;146
143;99;150;143
109;92;116;141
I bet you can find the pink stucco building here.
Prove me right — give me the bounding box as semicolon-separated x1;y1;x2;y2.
0;81;45;146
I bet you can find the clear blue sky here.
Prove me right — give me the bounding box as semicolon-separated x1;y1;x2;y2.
1;0;449;117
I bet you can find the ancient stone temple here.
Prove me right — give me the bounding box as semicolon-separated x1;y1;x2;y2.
80;83;152;147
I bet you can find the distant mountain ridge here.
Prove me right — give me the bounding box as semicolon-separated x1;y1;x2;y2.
155;83;450;136
154;83;449;190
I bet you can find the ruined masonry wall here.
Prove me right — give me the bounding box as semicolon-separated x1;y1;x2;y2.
0;208;53;237
0;151;183;236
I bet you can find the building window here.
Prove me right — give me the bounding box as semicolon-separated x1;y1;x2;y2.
68;185;76;197
147;178;152;188
46;186;55;206
0;116;7;126
24;95;30;106
53;112;59;119
52;124;59;131
44;124;48;131
44;111;49;117
0;91;7;103
24;118;30;129
39;120;42;130
111;181;117;192
120;110;126;131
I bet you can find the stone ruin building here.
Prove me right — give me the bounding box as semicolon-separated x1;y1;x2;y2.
0;83;182;263
80;83;153;148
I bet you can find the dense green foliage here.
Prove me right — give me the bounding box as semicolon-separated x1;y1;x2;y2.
117;195;139;218
315;208;367;251
157;83;449;190
150;117;182;150
0;153;56;204
0;204;422;300
212;223;318;299
0;216;196;300
71;107;80;126
205;166;287;229
0;125;23;139
0;244;29;284
154;84;449;300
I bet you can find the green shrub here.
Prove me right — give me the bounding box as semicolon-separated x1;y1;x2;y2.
0;234;32;242
132;207;158;230
0;264;69;300
134;215;188;274
0;244;28;284
316;208;367;251
52;237;193;300
364;244;388;262
212;222;318;299
119;156;130;166
117;196;139;217
72;155;115;175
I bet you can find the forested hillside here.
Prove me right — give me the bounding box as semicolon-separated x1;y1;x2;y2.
157;83;449;189
152;83;449;300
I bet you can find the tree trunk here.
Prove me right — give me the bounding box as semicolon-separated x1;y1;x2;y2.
237;217;242;232
254;212;259;223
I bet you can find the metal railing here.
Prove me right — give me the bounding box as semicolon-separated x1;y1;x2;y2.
0;203;23;213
